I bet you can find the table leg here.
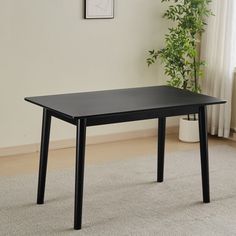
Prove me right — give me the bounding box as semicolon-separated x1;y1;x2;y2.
37;108;51;204
198;106;210;203
74;119;87;230
157;117;166;182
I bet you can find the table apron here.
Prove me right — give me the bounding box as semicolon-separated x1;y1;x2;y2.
48;110;77;125
86;106;199;126
47;106;200;127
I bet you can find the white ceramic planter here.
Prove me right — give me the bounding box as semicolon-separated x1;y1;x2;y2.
179;117;199;143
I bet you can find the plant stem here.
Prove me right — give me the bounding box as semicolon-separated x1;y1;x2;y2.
194;56;197;92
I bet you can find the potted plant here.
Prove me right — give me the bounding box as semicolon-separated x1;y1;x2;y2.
147;0;213;142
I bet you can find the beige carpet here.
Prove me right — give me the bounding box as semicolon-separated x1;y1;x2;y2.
1;145;236;236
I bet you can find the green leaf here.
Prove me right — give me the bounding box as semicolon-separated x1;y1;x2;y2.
146;0;213;91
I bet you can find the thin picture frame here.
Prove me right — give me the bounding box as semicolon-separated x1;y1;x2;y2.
84;0;114;19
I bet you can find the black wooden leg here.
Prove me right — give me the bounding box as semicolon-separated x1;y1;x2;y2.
37;108;51;204
74;119;87;230
157;117;166;182
198;106;210;203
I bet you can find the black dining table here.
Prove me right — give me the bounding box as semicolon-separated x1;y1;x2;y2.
25;85;226;230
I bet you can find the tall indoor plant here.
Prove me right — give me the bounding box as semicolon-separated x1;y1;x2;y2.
147;0;213;142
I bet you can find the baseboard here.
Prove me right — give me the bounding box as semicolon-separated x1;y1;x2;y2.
0;143;39;158
0;126;178;157
229;130;236;142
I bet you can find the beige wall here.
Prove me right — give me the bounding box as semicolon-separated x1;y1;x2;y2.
0;0;176;148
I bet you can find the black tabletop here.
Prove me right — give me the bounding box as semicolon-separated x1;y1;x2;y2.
25;86;225;119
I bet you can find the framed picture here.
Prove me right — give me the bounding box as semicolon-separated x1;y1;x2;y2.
84;0;114;19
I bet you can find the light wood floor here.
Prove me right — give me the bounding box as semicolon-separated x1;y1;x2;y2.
0;134;235;177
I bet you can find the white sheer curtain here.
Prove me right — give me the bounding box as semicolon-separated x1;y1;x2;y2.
201;0;236;138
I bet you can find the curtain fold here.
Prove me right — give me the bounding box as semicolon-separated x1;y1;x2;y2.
201;0;236;138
